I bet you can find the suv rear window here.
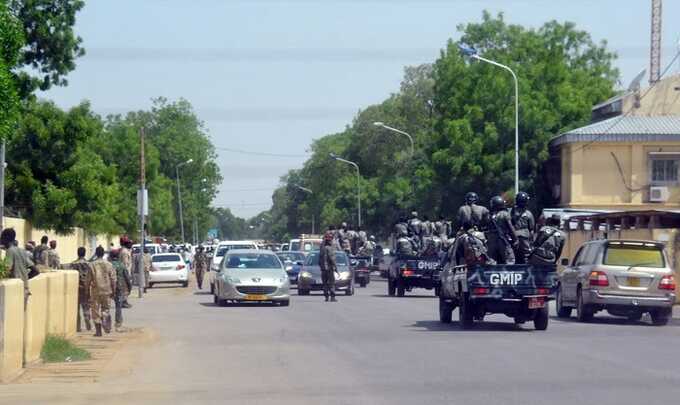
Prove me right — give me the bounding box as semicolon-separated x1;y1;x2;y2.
153;254;182;262
603;245;665;268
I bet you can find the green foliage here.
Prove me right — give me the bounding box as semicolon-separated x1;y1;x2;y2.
41;335;91;363
0;0;24;140
9;0;85;98
212;207;247;240
0;257;9;279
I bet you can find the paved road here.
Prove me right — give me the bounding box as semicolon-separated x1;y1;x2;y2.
5;276;680;404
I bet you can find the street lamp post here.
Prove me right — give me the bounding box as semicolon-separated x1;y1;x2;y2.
373;122;415;156
329;153;361;228
293;184;315;234
175;158;193;244
458;43;520;194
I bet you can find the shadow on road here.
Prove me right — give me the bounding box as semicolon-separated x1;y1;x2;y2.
146;285;186;290
408;320;529;332
371;294;436;299
193;291;212;296
199;302;281;308
551;315;680;327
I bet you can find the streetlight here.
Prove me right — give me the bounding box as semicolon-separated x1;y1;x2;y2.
293;184;315;234
458;43;519;194
373;122;414;156
175;158;193;244
329;153;361;227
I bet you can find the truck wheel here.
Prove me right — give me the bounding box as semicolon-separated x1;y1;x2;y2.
576;287;593;322
555;287;572;318
360;280;367;288
388;278;396;296
434;287;441;297
298;289;309;296
439;298;453;324
650;309;671;326
534;306;549;330
397;281;406;297
459;293;474;329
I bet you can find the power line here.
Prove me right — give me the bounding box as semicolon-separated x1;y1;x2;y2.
214;146;309;158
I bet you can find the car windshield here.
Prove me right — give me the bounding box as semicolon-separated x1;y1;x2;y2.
277;252;305;262
225;253;281;269
302;241;321;251
152;254;181;263
305;252;348;266
603;245;665;268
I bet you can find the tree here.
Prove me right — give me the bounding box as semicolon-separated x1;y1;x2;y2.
9;0;85;98
0;0;23;139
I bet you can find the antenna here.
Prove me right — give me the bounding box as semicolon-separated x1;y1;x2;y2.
627;68;647;92
649;0;662;84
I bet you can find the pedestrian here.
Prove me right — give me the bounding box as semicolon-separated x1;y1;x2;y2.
194;245;208;290
119;237;133;308
69;247;93;332
529;214;566;266
1;228;32;307
34;235;49;266
47;240;61;269
85;246;116;337
457;192;490;233
109;250;131;332
319;231;337;302
486;196;518;265
511;192;535;264
143;247;152;292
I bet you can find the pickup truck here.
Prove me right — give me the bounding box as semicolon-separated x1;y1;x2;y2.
387;255;442;297
438;264;558;330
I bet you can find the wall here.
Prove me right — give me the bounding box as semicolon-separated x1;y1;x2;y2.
0;279;25;382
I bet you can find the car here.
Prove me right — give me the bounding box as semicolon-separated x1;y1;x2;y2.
211;240;259;272
212;249;290;306
132;243;162;255
297;251;354;296
148;253;189;288
288;235;322;252
557;239;676;325
276;251;307;284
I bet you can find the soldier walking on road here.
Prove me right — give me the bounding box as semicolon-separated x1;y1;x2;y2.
486;196;518;265
529;214;566;266
109;250;131;331
119;237;133;308
511;192;535;264
47;240;60;269
319;232;337;302
86;246;116;337
69;247;93;332
143;247;152;292
194;245;208;290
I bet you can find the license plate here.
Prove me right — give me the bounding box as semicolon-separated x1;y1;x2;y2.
528;297;544;309
627;277;640;287
245;294;268;301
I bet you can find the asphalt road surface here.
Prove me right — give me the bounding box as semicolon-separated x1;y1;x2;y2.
5;276;680;404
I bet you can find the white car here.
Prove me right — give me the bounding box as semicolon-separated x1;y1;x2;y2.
148;253;189;288
211;241;259;272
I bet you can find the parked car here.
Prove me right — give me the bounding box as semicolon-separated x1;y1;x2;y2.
276;251;307;284
557;239;676;325
212;249;290;306
148;253;189;288
297;251;354;296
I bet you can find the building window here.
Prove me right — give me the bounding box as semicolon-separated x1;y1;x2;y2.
651;158;679;184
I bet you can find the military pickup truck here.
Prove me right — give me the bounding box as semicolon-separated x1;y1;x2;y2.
438;264;558;330
387;255;442;297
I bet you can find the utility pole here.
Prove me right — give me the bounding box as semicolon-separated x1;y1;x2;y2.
0;140;5;229
138;128;147;298
650;0;662;84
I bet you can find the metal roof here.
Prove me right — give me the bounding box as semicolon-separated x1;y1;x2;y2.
550;116;680;147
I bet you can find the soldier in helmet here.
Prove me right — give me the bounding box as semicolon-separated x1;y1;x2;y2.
486;196;518;265
457;192;490;232
435;215;451;241
319;231;337;302
529;214;566;265
511;192;535;264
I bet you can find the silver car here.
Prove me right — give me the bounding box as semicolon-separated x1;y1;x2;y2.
213;249;291;306
557;240;676;325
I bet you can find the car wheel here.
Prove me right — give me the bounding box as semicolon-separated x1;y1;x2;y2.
182;281;189;288
360;280;367;288
556;286;572;318
439;298;453;324
650;308;671;326
148;283;154;289
210;282;215;295
387;278;396;296
627;313;643;322
214;294;225;306
459;293;474;329
279;300;290;307
345;283;354;296
534;306;549;331
397;280;405;297
576;287;593;322
298;289;309;296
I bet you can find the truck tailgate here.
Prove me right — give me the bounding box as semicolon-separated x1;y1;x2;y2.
466;264;557;295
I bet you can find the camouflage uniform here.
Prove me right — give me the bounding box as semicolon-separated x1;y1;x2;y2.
143;253;152;289
6;245;32;306
34;243;49;267
511;207;535;264
457;204;490;232
319;243;337;300
486;210;517;265
112;260;131;328
69;258;93;332
86;259;116;333
194;251;208;289
47;248;61;269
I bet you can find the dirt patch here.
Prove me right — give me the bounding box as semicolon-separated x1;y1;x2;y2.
14;327;155;384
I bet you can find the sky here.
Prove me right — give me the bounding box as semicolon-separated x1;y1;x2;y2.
44;0;680;218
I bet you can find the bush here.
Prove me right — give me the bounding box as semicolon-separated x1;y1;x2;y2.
0;257;9;279
40;335;91;363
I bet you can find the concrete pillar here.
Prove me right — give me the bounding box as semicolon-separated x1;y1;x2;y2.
0;279;25;382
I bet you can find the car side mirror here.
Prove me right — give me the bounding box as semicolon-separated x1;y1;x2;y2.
560;258;569;266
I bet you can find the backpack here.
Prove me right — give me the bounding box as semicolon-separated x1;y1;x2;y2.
462;231;492;265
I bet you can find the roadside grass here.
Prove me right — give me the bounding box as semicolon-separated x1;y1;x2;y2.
41;335;91;363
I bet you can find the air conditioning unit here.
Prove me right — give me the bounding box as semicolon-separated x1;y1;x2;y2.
649;186;670;203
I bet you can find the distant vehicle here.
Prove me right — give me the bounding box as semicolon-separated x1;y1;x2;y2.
387;255;442;297
352;256;371;287
149;253;189;288
289;235;322;252
212;249;290;306
276;251;307;284
132;243;162;255
297;251;354;296
280;243;289;251
208;241;259;293
557;240;675;325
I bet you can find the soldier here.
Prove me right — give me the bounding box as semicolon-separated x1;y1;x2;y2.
486;196;518;265
511;192;535;264
119;237;133;308
457;192;490;232
69;247;93;332
357;226;368;247
1;228;32;307
319;232;337;302
34;235;49;266
346;225;359;255
47;240;60;269
86;246;116;337
435;215;451;241
529;214;566;265
194;245;209;289
407;211;423;239
143;247;152;292
109;250;131;331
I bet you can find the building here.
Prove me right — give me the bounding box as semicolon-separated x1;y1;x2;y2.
549;116;680;211
592;73;680;121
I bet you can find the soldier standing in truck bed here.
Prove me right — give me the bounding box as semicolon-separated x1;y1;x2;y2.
486;196;518;265
511;192;535;264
